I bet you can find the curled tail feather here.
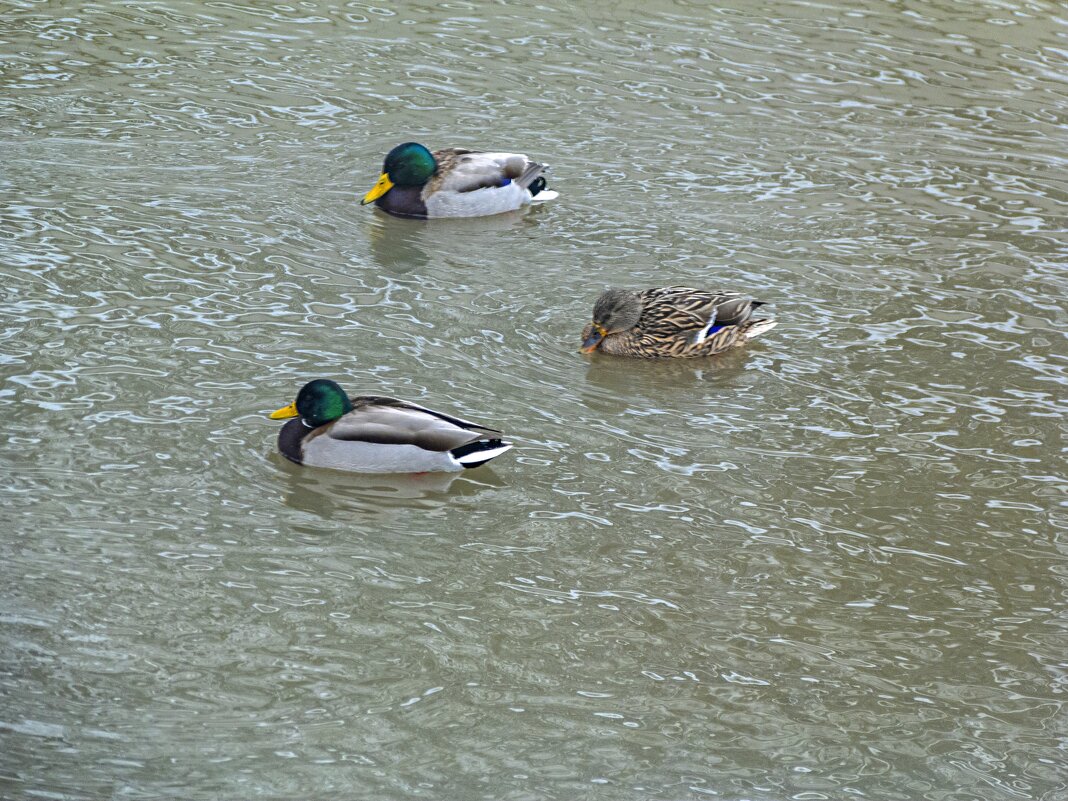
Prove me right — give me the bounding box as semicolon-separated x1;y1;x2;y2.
516;162;547;193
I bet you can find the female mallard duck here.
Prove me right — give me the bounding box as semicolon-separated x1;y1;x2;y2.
580;286;777;358
269;379;513;473
360;142;555;218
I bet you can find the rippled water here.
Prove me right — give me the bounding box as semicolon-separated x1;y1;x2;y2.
2;1;1066;799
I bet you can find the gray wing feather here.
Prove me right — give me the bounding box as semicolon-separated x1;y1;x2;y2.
325;396;500;453
435;151;534;194
711;295;756;327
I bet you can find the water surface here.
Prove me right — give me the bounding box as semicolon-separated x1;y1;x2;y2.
2;1;1066;799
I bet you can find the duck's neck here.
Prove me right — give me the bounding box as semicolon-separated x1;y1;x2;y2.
278;418;310;464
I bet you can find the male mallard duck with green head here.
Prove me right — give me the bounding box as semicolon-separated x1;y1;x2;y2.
269;379;513;472
580;286;776;358
360;142;556;218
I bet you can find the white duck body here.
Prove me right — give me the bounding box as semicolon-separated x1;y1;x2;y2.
424;180;536;218
277;393;513;473
366;144;556;219
422;150;550;218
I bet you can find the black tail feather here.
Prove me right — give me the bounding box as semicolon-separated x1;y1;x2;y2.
451;439;513;469
516;162;548;193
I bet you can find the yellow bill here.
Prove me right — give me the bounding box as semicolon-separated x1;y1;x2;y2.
361;172;394;205
269;402;299;420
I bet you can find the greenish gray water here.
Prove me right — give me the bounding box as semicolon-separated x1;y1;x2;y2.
2;1;1066;799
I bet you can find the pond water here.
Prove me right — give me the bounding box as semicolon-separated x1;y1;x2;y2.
1;1;1065;799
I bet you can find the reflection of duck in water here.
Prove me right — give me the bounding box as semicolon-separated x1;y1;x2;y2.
579;344;758;419
583;343;756;391
366;203;534;273
580;287;776;358
268;379;513;473
270;453;506;517
366;212;430;271
361;143;557;219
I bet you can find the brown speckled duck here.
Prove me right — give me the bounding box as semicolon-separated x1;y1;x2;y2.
580;286;776;358
360;142;556;219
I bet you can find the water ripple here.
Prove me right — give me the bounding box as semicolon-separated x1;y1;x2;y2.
2;0;1067;799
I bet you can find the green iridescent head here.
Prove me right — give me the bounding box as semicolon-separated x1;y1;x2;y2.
361;142;438;205
270;379;354;427
382;142;437;186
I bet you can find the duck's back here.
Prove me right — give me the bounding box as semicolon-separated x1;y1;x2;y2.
602;287;774;358
430;149;530;192
327;397;496;450
423;149;545;218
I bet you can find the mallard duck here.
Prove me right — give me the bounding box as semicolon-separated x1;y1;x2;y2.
360;142;555;218
269;379;513;473
580;286;776;358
